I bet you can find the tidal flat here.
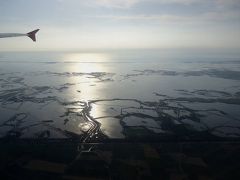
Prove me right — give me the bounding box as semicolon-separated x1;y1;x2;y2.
0;50;240;142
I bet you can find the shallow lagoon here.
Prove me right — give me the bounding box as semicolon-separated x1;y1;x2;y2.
0;50;240;141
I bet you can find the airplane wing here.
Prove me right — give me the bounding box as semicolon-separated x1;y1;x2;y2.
0;29;40;42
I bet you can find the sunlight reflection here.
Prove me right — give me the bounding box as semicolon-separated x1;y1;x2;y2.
63;52;110;63
78;122;92;132
63;53;110;72
64;52;113;136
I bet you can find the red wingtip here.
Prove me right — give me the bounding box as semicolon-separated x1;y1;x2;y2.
27;29;40;42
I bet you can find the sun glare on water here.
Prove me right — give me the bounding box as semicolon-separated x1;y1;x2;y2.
62;52;111;73
63;52;110;63
61;52;112;134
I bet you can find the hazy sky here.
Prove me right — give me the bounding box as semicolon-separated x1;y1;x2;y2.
0;0;240;50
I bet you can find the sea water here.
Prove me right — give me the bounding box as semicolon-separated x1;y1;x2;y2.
0;49;240;140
